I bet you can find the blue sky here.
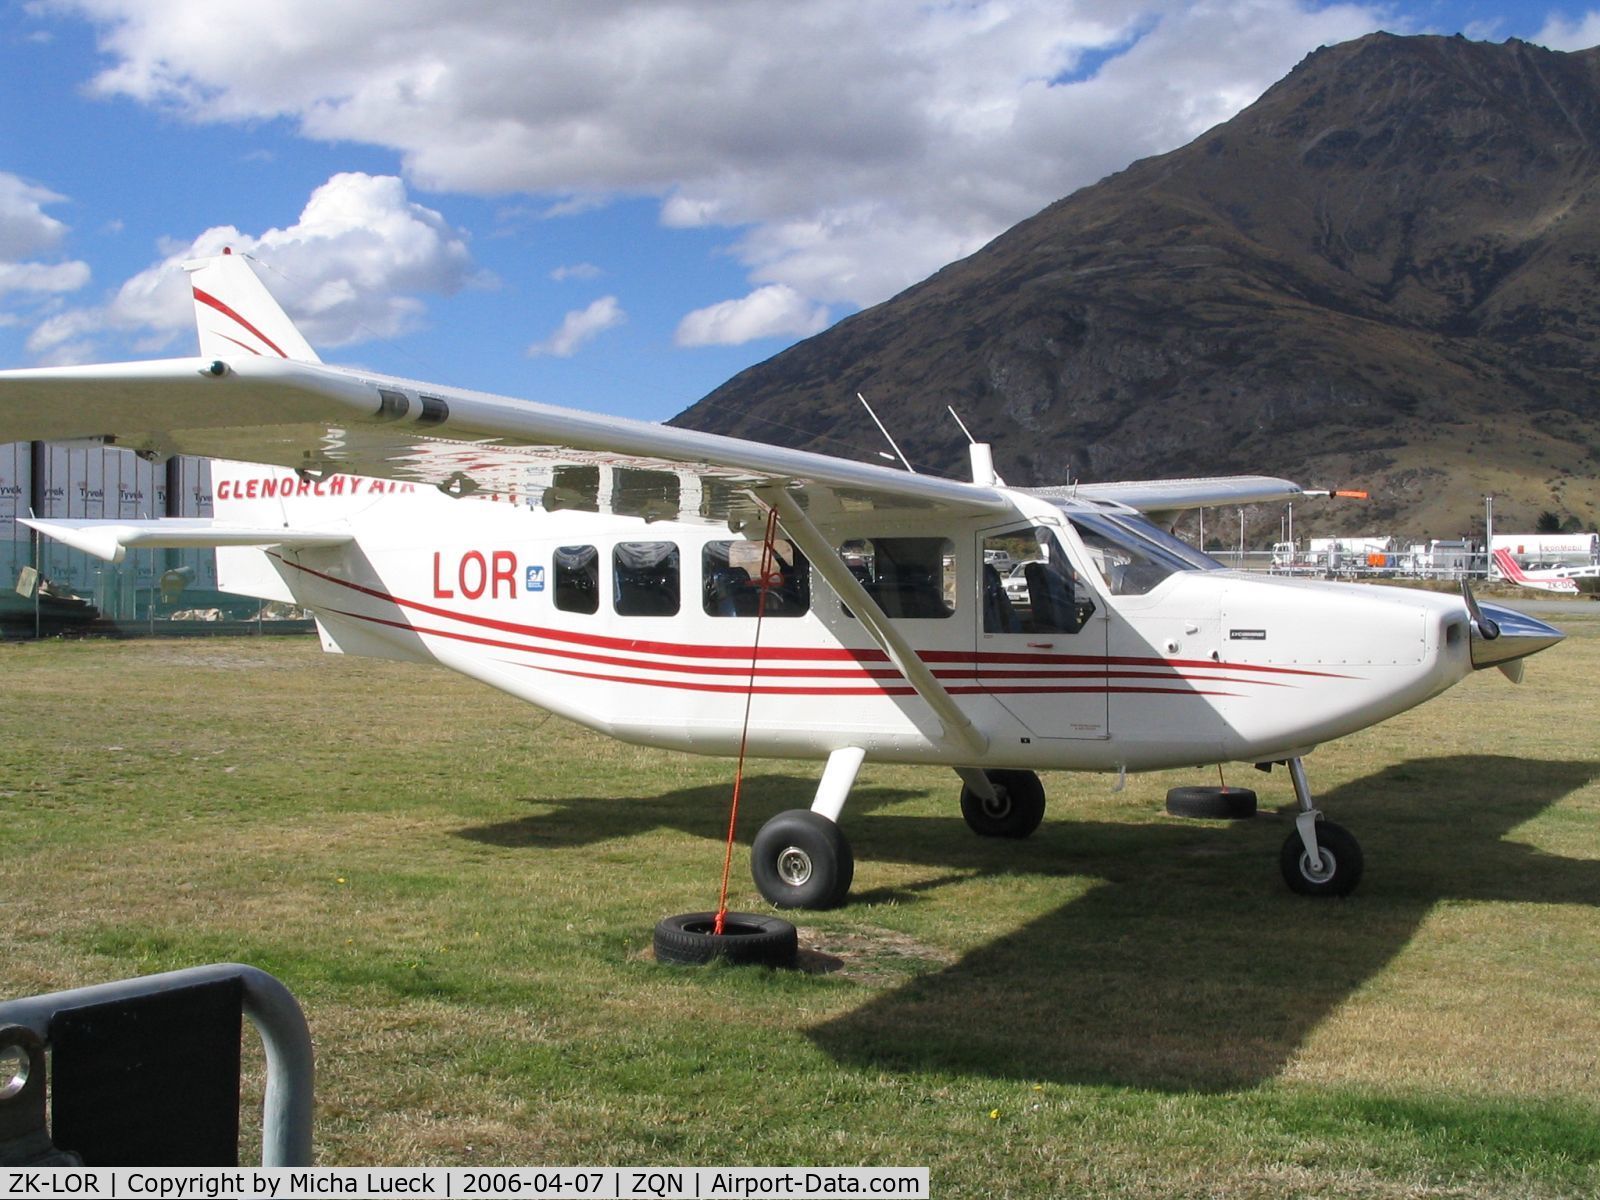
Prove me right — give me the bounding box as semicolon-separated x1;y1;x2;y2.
2;1;1597;424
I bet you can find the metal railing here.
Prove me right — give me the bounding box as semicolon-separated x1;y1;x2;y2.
0;963;314;1167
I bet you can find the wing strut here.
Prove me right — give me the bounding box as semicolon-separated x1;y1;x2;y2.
758;487;988;757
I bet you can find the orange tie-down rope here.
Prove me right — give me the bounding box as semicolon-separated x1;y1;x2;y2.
713;504;783;935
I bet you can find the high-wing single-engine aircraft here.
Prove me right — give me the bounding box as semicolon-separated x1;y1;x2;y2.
0;251;1565;908
1491;548;1598;597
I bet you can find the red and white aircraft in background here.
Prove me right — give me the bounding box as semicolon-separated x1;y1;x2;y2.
1490;548;1598;597
0;251;1565;906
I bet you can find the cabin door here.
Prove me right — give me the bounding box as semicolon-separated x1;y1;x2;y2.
977;523;1109;739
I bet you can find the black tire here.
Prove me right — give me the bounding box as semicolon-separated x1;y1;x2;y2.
750;809;854;909
653;911;798;967
959;769;1046;838
1165;785;1258;819
1280;820;1364;897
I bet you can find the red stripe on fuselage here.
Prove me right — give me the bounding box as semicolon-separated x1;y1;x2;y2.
281;554;888;663
279;555;1348;683
328;603;1281;693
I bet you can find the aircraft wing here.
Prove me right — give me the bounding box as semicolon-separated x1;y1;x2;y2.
1029;475;1313;513
0;356;1014;524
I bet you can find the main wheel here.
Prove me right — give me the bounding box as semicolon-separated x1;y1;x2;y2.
653;911;798;967
959;769;1046;838
1280;819;1363;897
751;809;854;909
1166;785;1258;819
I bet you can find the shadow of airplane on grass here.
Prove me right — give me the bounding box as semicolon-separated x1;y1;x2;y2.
459;774;922;852
457;755;1600;1092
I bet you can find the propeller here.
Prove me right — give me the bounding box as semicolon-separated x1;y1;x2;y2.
1460;580;1499;640
1460;582;1564;681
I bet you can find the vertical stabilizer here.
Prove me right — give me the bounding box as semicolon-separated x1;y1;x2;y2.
1492;548;1526;584
184;250;321;363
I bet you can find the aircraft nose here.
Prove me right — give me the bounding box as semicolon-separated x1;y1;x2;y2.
1468;600;1565;672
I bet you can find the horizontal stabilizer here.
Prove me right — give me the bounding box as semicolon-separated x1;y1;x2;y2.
20;518;351;564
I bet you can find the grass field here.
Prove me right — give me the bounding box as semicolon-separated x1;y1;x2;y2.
4;618;1599;1197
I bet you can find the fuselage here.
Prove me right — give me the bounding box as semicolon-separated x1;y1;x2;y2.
214;462;1481;774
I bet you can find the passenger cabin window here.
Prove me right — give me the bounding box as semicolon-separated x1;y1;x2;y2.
838;537;955;619
982;527;1095;634
553;544;599;614
1066;510;1219;596
614;541;680;616
703;539;810;617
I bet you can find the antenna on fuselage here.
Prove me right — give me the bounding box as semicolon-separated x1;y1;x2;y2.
857;392;917;474
947;406;977;445
946;405;1003;488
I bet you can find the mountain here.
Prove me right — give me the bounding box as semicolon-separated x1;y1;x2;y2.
672;33;1600;541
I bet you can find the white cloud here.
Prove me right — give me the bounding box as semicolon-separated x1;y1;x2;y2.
550;262;602;282
1534;11;1600;50
675;285;830;348
0;260;90;298
48;1;1395;319
0;172;91;313
28;171;477;362
528;295;625;357
25;307;100;364
0;173;72;260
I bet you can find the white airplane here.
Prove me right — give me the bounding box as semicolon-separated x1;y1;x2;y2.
0;251;1565;908
1490;548;1597;596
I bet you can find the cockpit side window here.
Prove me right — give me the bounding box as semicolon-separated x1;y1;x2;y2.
983;527;1095;634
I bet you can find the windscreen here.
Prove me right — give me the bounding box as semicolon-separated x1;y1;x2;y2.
1064;508;1222;596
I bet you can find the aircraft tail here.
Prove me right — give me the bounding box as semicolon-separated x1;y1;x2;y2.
184;249;321;363
1492;548;1528;583
1491;548;1578;594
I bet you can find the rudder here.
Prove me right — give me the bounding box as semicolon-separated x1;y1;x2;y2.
184;250;321;363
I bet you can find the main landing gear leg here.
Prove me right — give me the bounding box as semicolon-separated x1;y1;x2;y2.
1279;756;1363;896
750;747;861;910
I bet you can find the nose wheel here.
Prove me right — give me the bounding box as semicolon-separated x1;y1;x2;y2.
1277;757;1363;897
1281;817;1363;896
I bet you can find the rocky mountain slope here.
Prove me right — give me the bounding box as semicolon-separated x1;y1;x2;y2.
673;33;1600;540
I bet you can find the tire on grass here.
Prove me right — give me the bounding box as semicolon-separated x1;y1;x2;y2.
653;911;799;967
1165;785;1258;819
